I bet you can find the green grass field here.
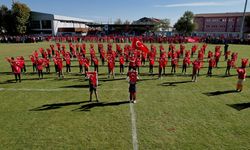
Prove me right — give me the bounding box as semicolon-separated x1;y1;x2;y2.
0;42;249;149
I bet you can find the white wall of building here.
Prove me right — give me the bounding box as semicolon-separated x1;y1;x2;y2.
30;11;92;35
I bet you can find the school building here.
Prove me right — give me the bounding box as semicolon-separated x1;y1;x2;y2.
29;11;93;35
194;12;250;38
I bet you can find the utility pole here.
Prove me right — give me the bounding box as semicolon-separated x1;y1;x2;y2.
240;0;248;40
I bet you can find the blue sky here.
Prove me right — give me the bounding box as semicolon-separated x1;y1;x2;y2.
1;0;249;25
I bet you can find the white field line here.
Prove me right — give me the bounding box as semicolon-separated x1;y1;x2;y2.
130;103;139;150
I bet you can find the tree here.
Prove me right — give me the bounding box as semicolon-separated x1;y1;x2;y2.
151;18;171;32
159;18;170;31
114;18;122;24
174;11;195;35
11;2;30;34
0;5;9;34
123;20;130;25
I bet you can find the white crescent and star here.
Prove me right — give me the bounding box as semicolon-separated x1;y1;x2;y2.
135;41;143;48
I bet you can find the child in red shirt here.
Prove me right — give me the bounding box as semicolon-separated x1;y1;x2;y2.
192;59;200;82
87;71;99;102
127;69;139;103
236;68;246;92
207;58;215;77
36;58;44;79
182;57;189;74
119;54;125;74
225;59;233;76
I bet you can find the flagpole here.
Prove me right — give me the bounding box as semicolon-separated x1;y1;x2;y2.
240;0;248;40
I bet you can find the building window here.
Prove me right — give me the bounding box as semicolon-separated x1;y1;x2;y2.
41;20;52;29
206;25;210;28
30;20;40;29
206;18;211;22
220;18;226;22
212;19;219;22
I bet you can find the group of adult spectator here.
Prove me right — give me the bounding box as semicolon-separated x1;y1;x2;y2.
1;34;250;45
0;35;44;43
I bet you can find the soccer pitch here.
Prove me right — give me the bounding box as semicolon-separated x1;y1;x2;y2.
0;42;249;149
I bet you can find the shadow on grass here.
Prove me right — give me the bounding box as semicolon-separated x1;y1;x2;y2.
137;77;159;82
0;78;50;84
227;102;250;111
211;74;237;78
160;80;192;86
52;77;81;81
30;100;90;111
98;77;126;82
73;101;130;112
203;90;238;96
60;84;90;88
0;72;38;75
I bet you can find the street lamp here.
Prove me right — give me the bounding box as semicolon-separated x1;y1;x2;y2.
240;0;248;40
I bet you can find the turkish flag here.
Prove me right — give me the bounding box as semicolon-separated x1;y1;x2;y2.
186;37;199;43
132;38;149;54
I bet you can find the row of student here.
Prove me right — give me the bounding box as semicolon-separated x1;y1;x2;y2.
6;42;243;77
27;42;231;67
4;42;243;76
5;52;248;83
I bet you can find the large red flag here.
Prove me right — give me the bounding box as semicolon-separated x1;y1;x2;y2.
132;38;149;54
186;37;199;43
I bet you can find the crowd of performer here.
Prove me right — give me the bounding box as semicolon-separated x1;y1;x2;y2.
5;41;248;96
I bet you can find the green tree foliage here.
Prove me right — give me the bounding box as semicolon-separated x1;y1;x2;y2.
11;2;30;34
123;20;130;25
159;18;170;31
0;5;10;34
174;11;195;35
152;18;171;32
114;18;122;24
